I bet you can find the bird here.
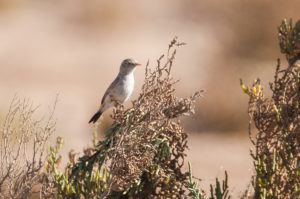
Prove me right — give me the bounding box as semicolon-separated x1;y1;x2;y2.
89;58;141;123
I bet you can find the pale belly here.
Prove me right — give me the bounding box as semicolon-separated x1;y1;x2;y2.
114;74;134;103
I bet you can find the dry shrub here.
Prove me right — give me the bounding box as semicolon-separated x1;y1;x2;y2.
0;96;56;199
106;38;202;197
241;19;300;198
43;37;204;199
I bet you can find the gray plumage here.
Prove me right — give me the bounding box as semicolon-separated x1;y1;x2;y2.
89;59;141;123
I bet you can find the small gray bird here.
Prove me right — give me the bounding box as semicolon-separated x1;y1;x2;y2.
89;59;141;123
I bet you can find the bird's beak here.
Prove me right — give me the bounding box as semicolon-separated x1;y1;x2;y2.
135;63;142;66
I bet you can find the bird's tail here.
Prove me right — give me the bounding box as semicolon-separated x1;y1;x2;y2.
89;110;102;123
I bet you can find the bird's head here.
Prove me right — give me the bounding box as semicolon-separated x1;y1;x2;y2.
119;58;141;74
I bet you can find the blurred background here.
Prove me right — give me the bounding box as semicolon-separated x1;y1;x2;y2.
0;0;299;196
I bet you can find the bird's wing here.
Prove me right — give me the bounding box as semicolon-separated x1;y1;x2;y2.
101;76;120;105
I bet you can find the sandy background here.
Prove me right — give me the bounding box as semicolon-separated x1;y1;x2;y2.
0;0;299;196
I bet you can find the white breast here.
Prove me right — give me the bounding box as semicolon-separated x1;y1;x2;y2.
123;73;134;102
112;72;134;103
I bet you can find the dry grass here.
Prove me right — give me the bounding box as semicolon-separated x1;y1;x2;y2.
0;96;56;199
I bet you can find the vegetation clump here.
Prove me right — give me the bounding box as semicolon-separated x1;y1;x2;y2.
241;19;300;198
